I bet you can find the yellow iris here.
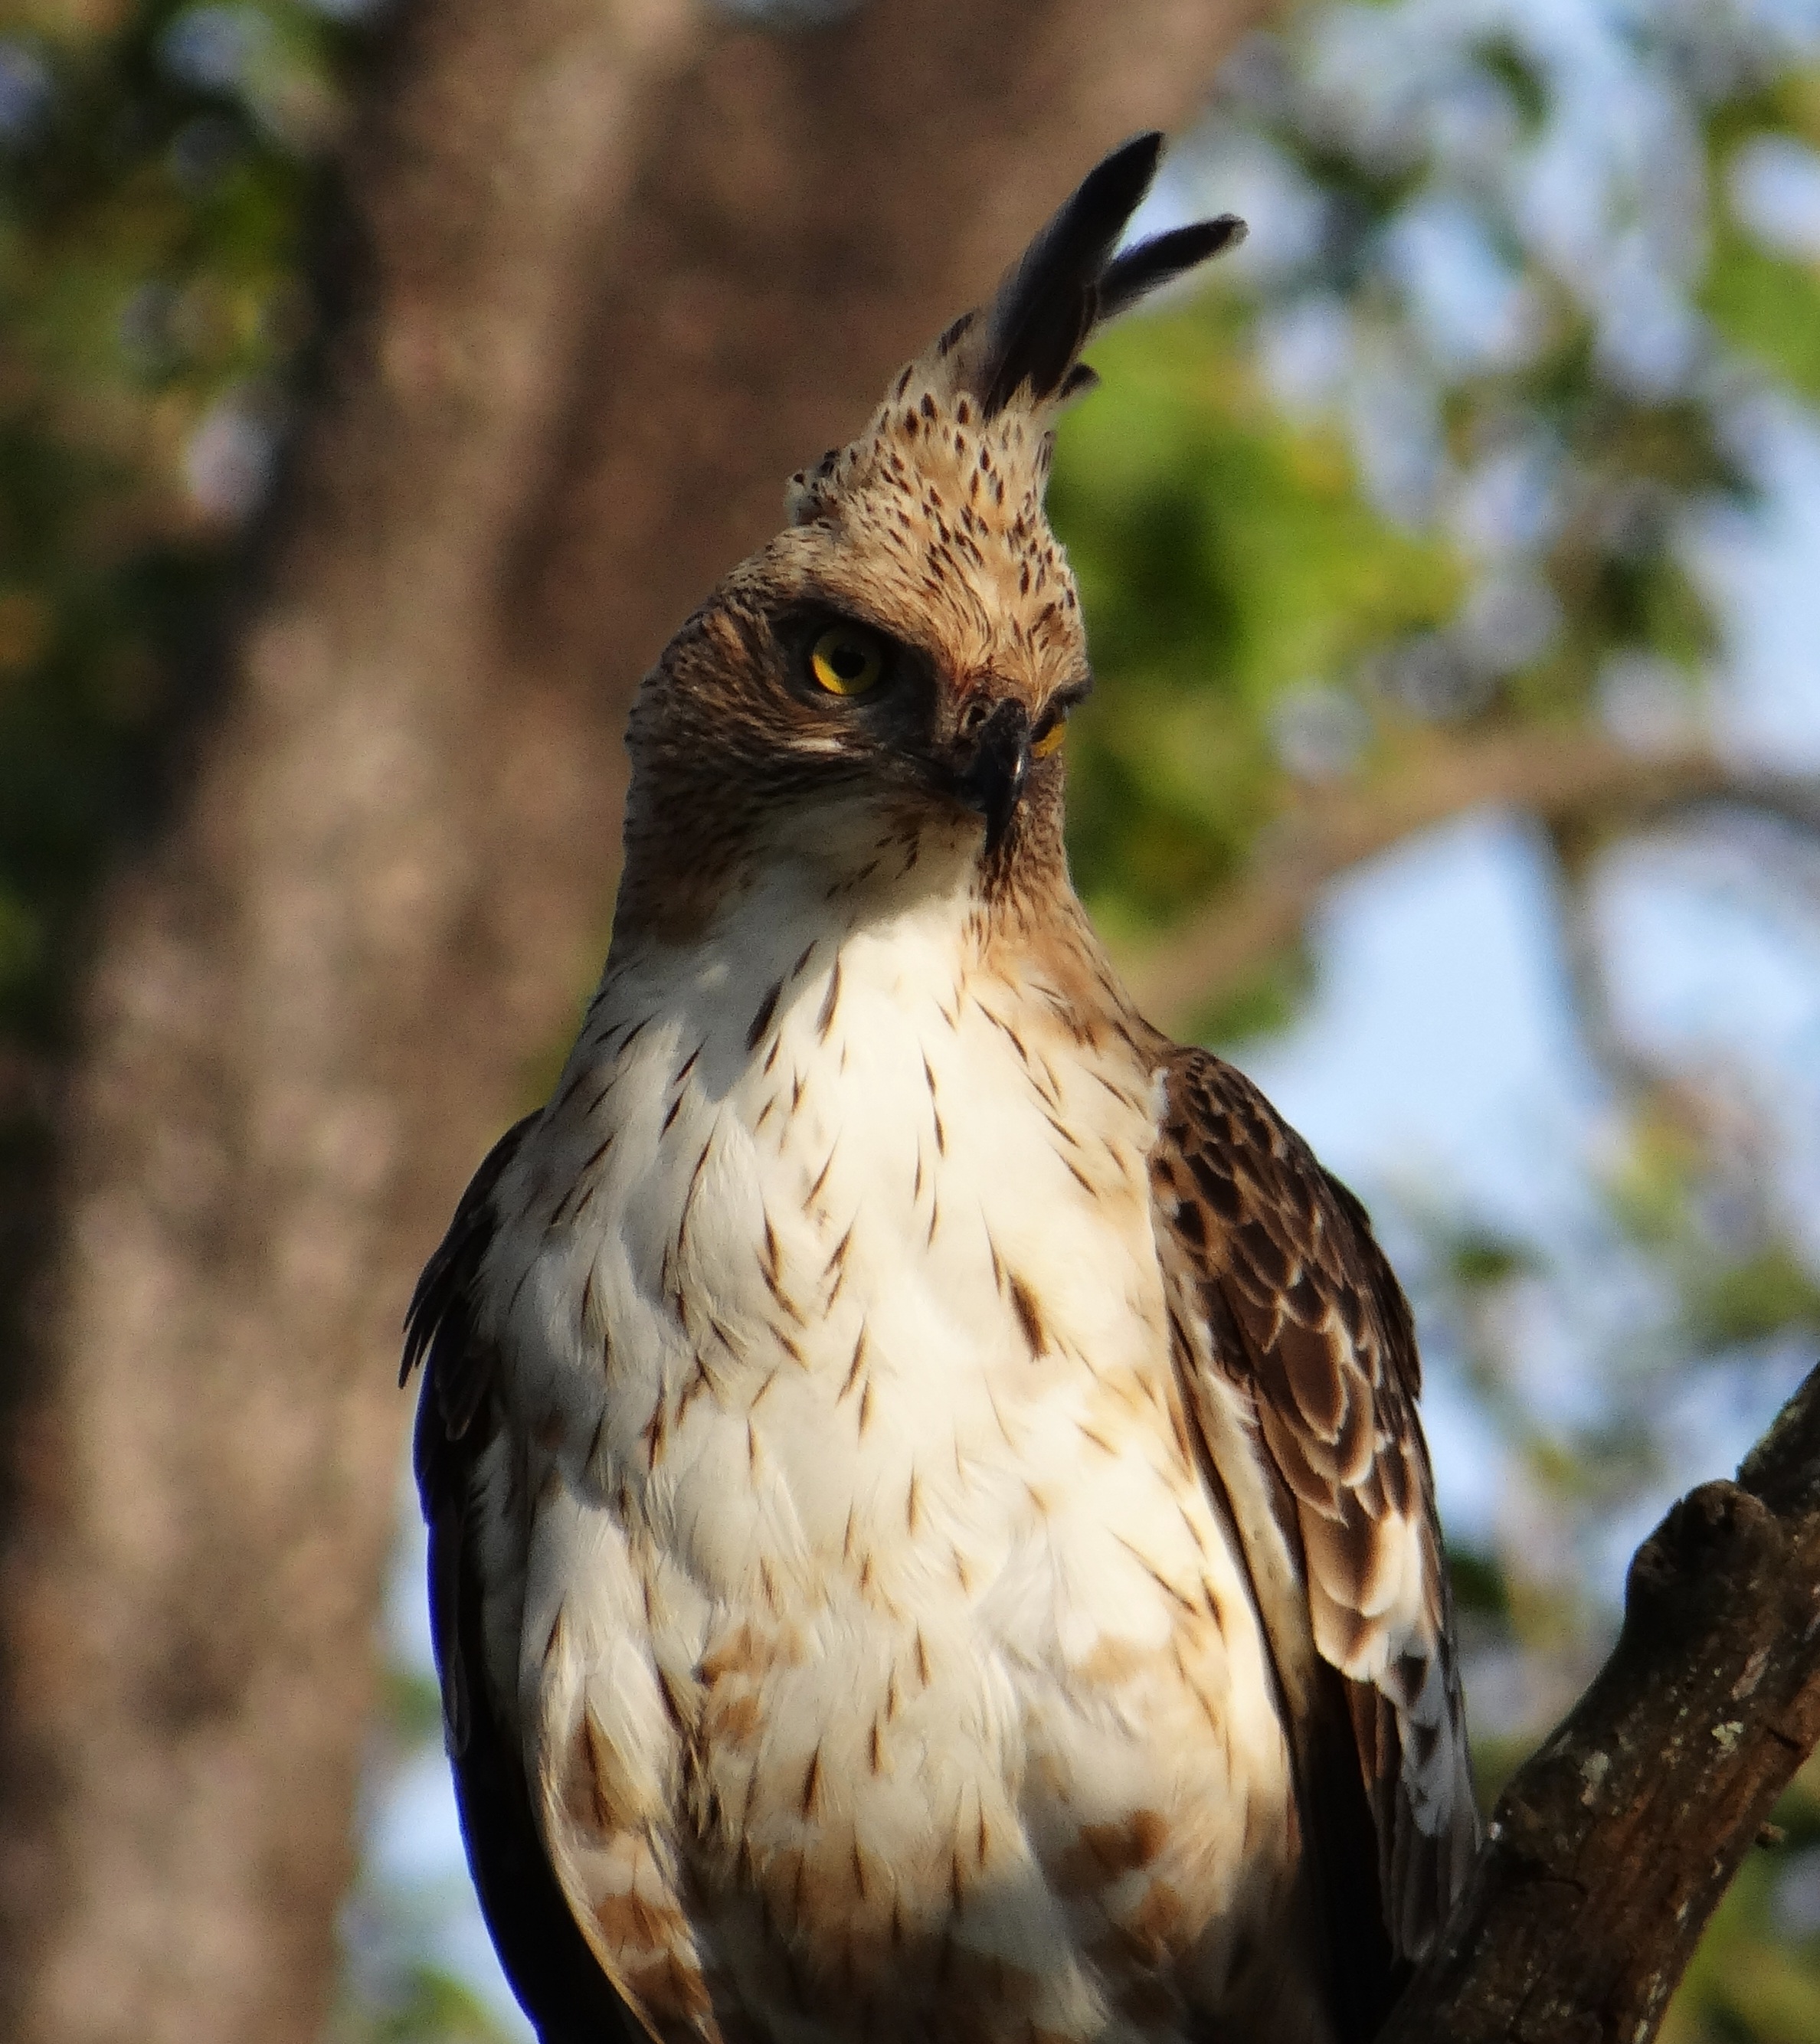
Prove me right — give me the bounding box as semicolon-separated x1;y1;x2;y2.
810;624;885;696
1032;713;1068;758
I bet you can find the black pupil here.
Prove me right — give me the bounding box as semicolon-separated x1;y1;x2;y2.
831;641;867;681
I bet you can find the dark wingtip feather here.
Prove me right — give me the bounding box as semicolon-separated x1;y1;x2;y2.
975;134;1246;418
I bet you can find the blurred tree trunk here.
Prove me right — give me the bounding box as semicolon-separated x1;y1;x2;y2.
0;3;1264;2041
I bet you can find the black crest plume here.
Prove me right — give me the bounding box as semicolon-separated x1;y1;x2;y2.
976;132;1245;418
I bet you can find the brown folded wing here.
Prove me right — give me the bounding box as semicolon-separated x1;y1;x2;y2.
1149;1048;1478;2037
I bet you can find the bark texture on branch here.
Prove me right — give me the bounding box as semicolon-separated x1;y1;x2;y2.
0;6;1264;2043
1380;1365;1820;2044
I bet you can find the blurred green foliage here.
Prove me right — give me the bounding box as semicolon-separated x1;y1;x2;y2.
5;1;1820;2040
1704;69;1820;401
1053;300;1461;950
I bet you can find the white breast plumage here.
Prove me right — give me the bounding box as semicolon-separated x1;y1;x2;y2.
470;857;1318;2042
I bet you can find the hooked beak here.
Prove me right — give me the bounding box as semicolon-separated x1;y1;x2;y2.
952;698;1032;856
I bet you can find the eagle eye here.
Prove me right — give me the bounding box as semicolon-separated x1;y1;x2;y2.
809;623;887;698
1031;708;1068;758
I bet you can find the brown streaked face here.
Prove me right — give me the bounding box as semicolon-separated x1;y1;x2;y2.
620;387;1095;910
613;135;1245;945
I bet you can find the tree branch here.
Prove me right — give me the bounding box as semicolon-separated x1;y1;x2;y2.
1380;1363;1820;2044
1120;726;1820;1032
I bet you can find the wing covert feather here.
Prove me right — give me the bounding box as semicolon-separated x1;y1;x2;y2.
1148;1048;1478;2000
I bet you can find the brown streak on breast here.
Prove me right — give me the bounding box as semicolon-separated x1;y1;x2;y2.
1008;1272;1047;1358
746;978;784;1054
547;1130;616;1231
1112;1531;1199;1615
823;1221;854;1292
837;1324;869;1401
921;1052;948;1157
677;1356;714;1421
816;958;843;1040
758;1225;807;1329
642;1397;670;1472
978;1002;1030;1069
800;1743;824;1821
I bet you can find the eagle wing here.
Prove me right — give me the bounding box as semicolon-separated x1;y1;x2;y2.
402;1115;646;2044
1147;1047;1478;2038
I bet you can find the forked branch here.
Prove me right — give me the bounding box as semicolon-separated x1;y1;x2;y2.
1379;1364;1820;2042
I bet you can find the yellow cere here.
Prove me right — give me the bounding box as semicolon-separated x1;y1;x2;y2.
810;625;885;696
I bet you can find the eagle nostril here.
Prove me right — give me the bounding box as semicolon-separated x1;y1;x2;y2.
957;695;993;738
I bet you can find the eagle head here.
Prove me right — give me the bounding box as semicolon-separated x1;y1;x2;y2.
617;134;1243;941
